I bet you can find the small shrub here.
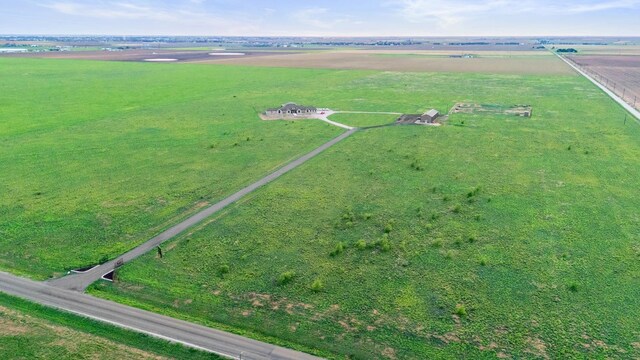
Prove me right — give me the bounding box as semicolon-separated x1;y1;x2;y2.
444;250;455;259
218;264;230;275
384;223;393;233
246;137;251;141
443;195;450;202
431;213;439;220
567;145;572;151
432;186;437;193
330;242;345;257
568;283;578;292
425;223;433;231
209;144;216;149
454;304;467;316
380;237;391;252
431;239;443;248
474;215;482;221
451;204;461;214
468;236;476;243
364;213;372;220
356;239;367;250
277;271;296;285
311;279;324;292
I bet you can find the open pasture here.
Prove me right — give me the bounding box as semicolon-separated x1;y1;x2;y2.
91;69;640;359
0;58;356;279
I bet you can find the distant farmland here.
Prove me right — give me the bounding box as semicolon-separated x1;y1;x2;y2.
568;55;640;111
208;50;575;75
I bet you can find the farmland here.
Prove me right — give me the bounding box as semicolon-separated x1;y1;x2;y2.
567;55;640;111
207;50;575;75
0;58;355;279
0;292;219;359
89;68;640;359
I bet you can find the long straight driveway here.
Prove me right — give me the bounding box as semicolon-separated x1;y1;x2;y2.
49;128;357;292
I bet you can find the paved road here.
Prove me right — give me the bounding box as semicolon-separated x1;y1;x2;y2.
0;271;322;360
49;128;358;292
557;54;640;122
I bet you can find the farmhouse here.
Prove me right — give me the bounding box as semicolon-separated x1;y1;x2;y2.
265;103;317;116
396;109;442;125
416;109;440;124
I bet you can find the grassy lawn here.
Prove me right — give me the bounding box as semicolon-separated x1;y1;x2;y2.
89;69;640;358
0;292;220;359
328;113;399;127
0;58;357;279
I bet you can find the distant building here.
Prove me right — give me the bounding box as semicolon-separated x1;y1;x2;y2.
265;103;317;116
416;109;440;124
0;48;28;53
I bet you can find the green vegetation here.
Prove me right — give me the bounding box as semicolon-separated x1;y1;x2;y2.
0;58;354;279
90;68;640;359
328;112;398;127
0;292;219;359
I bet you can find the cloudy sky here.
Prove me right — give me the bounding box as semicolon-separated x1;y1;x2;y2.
2;0;639;36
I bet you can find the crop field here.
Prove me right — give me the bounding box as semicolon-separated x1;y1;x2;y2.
0;292;219;359
90;68;640;358
570;45;640;55
0;58;359;279
208;51;575;75
567;55;640;111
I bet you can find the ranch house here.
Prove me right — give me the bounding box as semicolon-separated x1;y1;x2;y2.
265;103;317;116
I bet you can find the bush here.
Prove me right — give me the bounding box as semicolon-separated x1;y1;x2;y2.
356;239;367;250
380;236;391;252
454;304;467;316
311;279;324;292
330;242;345;256
218;264;230;275
277;271;296;285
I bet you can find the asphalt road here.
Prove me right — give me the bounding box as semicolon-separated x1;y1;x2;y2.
49;128;357;292
0;271;322;360
557;53;640;122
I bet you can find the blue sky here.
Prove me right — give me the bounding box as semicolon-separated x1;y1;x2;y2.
2;0;639;36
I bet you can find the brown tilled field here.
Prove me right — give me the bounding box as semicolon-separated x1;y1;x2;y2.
1;49;290;63
568;55;640;110
205;51;574;75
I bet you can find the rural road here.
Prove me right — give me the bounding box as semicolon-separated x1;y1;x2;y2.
49;128;358;292
557;54;640;122
0;271;322;360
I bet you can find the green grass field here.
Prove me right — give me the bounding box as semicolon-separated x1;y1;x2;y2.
328;113;399;127
0;292;219;359
0;58;357;279
89;68;640;358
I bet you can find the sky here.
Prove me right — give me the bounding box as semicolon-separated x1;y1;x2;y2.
1;0;639;37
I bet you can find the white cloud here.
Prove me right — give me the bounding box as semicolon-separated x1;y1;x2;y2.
39;1;262;35
391;0;640;24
